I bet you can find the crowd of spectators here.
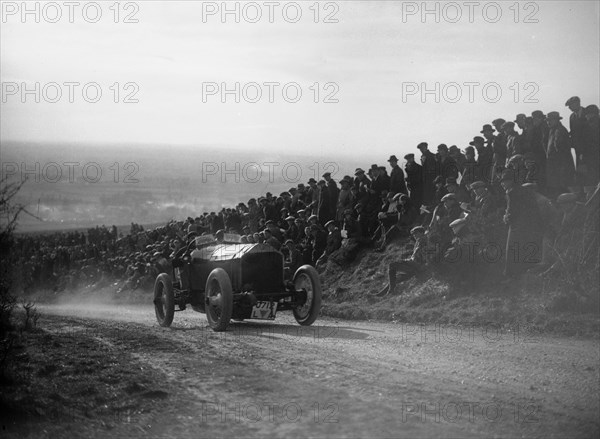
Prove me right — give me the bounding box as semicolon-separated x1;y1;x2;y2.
10;96;600;296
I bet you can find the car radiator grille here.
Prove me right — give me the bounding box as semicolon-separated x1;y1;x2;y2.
241;253;283;294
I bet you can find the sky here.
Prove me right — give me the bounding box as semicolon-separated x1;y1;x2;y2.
1;0;599;160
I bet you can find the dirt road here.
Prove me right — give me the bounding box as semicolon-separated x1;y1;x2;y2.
6;303;599;438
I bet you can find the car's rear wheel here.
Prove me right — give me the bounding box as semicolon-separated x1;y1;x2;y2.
154;273;174;327
292;265;322;326
205;268;233;332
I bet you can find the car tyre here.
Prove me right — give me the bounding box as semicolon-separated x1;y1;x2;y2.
154;273;175;327
205;268;233;332
292;265;322;326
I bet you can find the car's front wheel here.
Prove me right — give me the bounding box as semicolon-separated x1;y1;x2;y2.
205;268;233;332
292;265;322;326
154;273;174;327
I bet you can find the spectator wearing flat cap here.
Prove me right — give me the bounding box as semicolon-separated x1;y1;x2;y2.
448;145;466;171
396;193;420;236
502;121;525;165
265;220;285;243
283;216;299;242
470;136;494;184
417;142;438;206
545;111;575;199
316;220;343;268
581;105;600;187
404;153;424;208
376;226;434;296
565;96;589;170
429;192;463;248
470;181;500;223
283;239;302;276
369;164;387;198
460;146;478;191
529;111;549;188
491;119;508;183
323;172;340;219
388;155;408;197
353;167;371;193
289;187;306;214
317;179;333;226
522;182;561;268
436;143;459;181
336;177;355;223
307;178;320;215
307;224;327;265
500;169;543;277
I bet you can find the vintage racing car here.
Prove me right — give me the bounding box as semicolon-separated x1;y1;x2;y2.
153;233;322;331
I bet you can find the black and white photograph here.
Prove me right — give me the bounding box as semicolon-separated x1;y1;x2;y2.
1;1;599;438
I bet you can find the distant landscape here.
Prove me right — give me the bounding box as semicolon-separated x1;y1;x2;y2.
1;142;368;233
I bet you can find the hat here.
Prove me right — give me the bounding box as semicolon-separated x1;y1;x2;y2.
370;164;379;171
470;181;486;190
501;121;515;130
284;239;294;246
392;192;402;201
514;113;527;122
441;193;457;202
354;168;365;176
437;143;448;151
340;177;351;184
308;214;318;222
388;155;399;162
410;226;425;235
480;124;494;133
297;183;305;189
531;110;545;119
492;118;506;127
546;111;562;120
417;142;428;150
585;104;599;116
448;145;459;152
556;193;578;204
265;220;275;226
465;146;475;153
449;218;467;233
307;178;317;184
324;220;335;228
285;216;295;221
322;172;331;178
522;182;538;190
565;96;580;106
318;180;326;186
404;153;415;160
469;136;485;146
